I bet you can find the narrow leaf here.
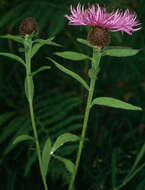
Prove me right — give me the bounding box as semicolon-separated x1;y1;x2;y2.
0;34;24;44
117;162;145;190
13;135;34;145
48;58;89;90
42;138;52;177
91;97;142;111
125;162;145;185
31;43;44;57
24;153;37;177
35;39;62;47
31;38;62;57
32;66;51;76
102;46;140;57
77;38;93;48
53;155;75;174
0;52;25;66
51;133;80;154
34;37;55;43
127;142;145;177
55;51;91;61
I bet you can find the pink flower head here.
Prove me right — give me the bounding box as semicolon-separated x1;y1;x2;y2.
65;3;141;35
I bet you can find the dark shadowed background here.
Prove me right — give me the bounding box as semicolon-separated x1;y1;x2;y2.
0;0;145;189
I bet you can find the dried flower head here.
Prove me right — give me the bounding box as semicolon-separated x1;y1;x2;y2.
19;17;39;35
65;4;141;47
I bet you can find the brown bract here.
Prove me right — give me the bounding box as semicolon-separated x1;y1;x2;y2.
19;17;39;35
87;26;110;48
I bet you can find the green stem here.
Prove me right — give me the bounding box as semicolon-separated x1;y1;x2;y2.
24;35;48;190
68;48;101;190
29;101;48;190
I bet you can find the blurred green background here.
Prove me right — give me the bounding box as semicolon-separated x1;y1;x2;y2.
0;0;145;189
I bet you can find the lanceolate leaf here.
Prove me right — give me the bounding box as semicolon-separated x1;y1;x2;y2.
48;58;89;90
0;34;24;44
31;38;62;57
77;38;93;48
91;97;142;111
31;43;44;57
127;142;145;177
13;135;34;145
34;37;55;42
53;155;75;174
35;38;62;47
0;52;25;66
102;46;140;57
42;138;52;177
55;51;91;61
32;66;51;77
51;133;80;154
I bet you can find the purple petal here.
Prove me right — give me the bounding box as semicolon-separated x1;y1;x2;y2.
65;3;141;35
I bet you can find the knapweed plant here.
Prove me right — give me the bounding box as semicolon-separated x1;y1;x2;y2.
48;3;142;190
0;17;81;190
0;4;144;190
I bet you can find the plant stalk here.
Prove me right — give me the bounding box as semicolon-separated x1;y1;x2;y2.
68;48;101;190
29;100;48;190
25;35;48;190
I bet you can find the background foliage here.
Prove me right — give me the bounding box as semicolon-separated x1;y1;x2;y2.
0;0;145;189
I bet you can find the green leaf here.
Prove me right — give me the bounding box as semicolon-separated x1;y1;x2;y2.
31;38;62;57
33;37;54;43
51;133;80;154
125;162;145;185
102;46;140;57
42;138;52;177
117;162;145;190
31;43;43;57
53;155;75;174
127;142;145;177
32;66;51;76
0;34;24;44
48;58;89;91
91;97;142;111
34;38;62;47
24;153;37;177
55;51;91;61
77;38;93;48
25;76;34;102
0;116;25;145
0;52;25;66
13;135;34;145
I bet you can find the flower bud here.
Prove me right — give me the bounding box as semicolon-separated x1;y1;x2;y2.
19;17;39;35
87;26;110;48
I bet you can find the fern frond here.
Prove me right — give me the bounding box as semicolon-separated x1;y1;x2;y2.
0;90;82;181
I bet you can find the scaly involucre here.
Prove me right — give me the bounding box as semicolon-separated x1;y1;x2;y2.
65;3;141;35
